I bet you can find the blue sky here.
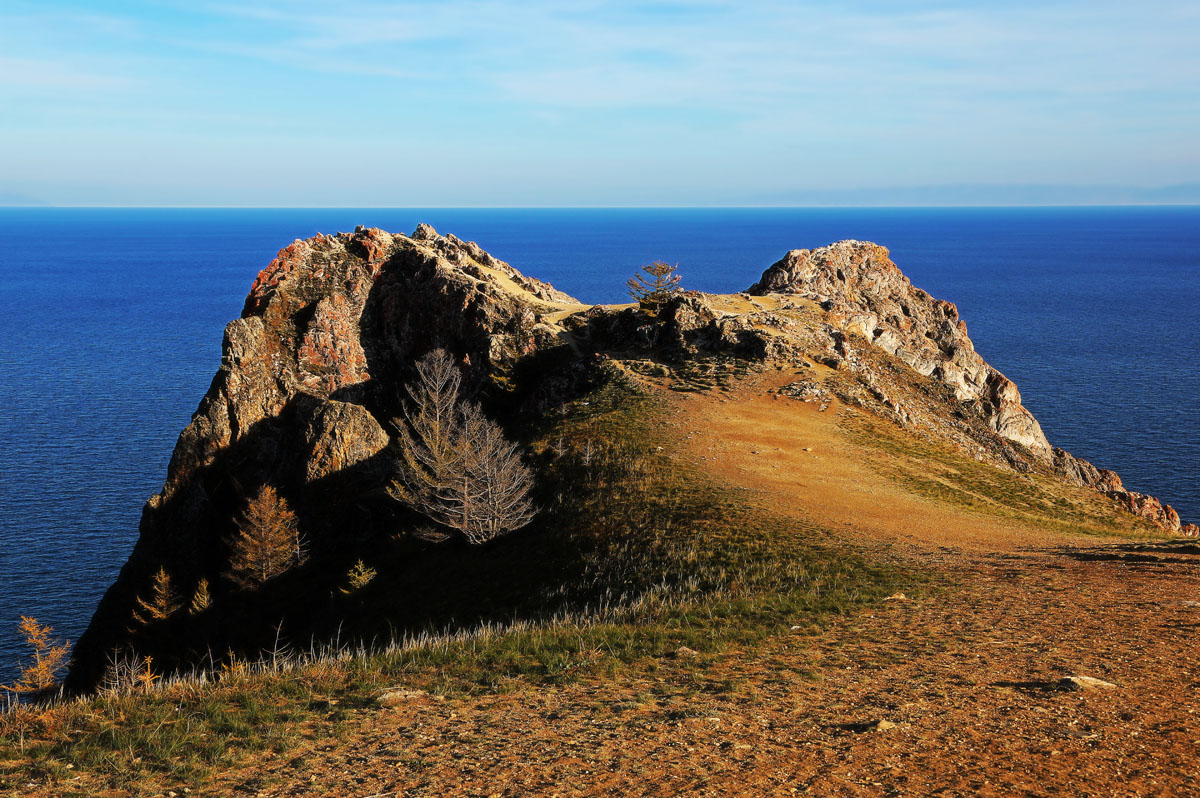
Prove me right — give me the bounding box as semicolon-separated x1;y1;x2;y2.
1;0;1198;206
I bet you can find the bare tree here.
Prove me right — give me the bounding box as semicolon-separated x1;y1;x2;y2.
228;485;305;586
458;402;536;543
393;349;464;519
627;260;682;314
391;349;536;543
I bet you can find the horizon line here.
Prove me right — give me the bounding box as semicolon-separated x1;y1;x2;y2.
3;203;1200;211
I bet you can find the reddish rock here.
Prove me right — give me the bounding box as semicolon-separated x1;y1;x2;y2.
1107;491;1182;533
68;223;582;692
297;293;371;394
245;238;311;315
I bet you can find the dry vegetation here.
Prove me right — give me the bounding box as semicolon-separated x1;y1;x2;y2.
0;370;908;795
0;618;71;700
228;485;305;587
391;349;536;544
3;357;1189;797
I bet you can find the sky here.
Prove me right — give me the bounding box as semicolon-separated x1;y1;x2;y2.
1;0;1198;207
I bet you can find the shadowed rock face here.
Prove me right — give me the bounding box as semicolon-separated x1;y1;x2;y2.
155;224;577;542
748;240;1188;534
68;224;581;691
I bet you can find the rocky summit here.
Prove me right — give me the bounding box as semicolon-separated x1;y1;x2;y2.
68;226;1195;691
748;241;1193;534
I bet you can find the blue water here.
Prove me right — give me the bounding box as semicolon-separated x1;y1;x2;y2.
1;207;1197;684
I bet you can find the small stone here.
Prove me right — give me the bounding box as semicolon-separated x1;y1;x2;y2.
1059;676;1118;691
378;688;443;706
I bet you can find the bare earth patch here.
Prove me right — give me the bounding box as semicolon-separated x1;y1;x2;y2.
670;370;1149;555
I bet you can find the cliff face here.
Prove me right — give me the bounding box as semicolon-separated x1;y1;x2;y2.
748;241;1190;533
69;228;1193;691
164;222;577;502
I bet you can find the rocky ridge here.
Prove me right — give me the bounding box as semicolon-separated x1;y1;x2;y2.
748;241;1192;535
68;226;1195;691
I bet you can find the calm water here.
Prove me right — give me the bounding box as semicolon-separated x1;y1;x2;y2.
1;207;1197;683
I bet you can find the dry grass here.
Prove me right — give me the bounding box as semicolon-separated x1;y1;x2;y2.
0;370;912;796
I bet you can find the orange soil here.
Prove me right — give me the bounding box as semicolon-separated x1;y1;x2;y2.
190;376;1199;797
667;371;1097;555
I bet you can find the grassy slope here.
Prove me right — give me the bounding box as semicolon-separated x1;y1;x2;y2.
838;410;1161;539
0;370;911;796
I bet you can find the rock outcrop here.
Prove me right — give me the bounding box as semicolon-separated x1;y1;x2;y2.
748;240;1188;533
68;224;583;691
749;242;1051;454
70;227;1191;691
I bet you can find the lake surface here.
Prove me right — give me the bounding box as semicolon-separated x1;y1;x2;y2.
1;207;1197;684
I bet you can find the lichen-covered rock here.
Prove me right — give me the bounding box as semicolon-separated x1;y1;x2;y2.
300;400;390;484
1107;490;1182;531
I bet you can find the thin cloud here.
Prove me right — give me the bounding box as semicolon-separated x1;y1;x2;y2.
0;56;130;91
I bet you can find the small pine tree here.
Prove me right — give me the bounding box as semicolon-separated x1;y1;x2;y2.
1;616;71;696
627;260;682;315
229;485;305;587
132;566;182;627
189;578;212;614
339;559;377;594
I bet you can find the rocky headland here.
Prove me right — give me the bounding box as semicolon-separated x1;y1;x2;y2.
67;225;1196;691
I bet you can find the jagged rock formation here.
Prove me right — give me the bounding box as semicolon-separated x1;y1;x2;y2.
748;241;1192;535
69;227;1195;691
749;242;1049;453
